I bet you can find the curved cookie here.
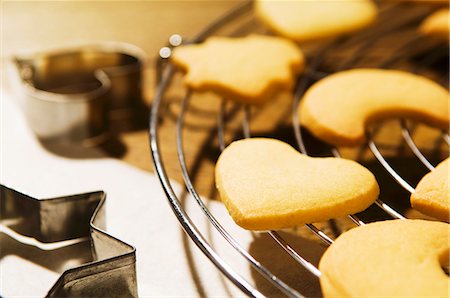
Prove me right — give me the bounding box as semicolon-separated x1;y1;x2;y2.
299;69;449;146
255;0;377;41
411;158;449;222
319;219;450;297
171;34;304;105
215;138;379;230
420;9;449;40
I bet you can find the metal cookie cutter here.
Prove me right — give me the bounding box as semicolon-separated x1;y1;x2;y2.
12;42;147;146
0;184;137;297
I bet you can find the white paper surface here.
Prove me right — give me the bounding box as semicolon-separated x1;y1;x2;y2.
0;79;248;297
1;76;322;297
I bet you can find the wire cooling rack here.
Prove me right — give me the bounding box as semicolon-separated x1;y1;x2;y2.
149;1;449;297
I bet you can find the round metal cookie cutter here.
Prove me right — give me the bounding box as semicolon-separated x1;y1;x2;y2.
12;42;147;146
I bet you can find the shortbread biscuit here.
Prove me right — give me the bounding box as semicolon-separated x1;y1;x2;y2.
420;9;449;40
171;34;304;105
411;158;449;222
319;219;450;297
215;138;379;230
255;0;377;41
299;69;449;146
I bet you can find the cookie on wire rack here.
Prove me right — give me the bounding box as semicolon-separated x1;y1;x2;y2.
171;34;304;105
420;9;449;40
319;219;450;297
215;138;379;230
411;158;449;222
255;0;377;41
298;68;450;147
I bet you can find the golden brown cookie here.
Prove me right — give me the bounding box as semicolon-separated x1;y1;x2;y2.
255;0;377;41
215;138;379;230
319;219;450;297
299;69;449;147
411;158;449;222
171;34;304;105
420;9;449;40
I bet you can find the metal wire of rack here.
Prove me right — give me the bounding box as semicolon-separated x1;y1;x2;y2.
149;1;449;297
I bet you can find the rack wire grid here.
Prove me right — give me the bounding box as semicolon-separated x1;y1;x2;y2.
149;1;449;297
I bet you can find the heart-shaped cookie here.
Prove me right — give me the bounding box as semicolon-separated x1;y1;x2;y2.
411;158;449;222
215;138;379;230
319;219;450;297
299;68;450;146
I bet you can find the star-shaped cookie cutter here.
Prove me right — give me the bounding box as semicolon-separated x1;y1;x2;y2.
0;184;137;297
